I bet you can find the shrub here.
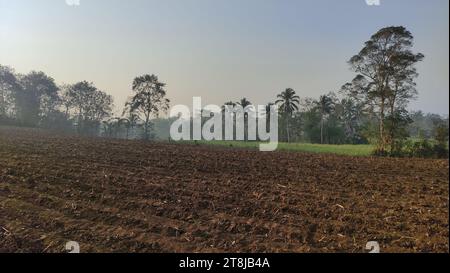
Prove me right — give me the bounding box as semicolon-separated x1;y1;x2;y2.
433;143;449;159
373;138;449;159
410;139;434;158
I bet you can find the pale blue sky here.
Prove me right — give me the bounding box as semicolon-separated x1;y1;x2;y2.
0;0;448;114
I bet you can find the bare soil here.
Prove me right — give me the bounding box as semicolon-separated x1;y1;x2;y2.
0;126;448;253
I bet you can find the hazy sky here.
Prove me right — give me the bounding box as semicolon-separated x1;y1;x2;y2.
0;0;448;115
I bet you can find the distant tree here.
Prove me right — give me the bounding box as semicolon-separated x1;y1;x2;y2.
235;98;252;141
432;117;449;145
265;103;274;115
102;117;122;138
288;111;304;142
85;89;113;124
220;101;237;140
314;94;335;144
236;98;251;108
102;119;115;138
15;71;59;126
347;26;424;152
64;81;95;130
60;84;74;118
0;65;18;120
337;98;366;143
126;74;170;140
264;102;275;133
221;101;237;115
65;81;113;135
435;124;449;145
222;101;236;112
120;110;141;139
302;107;322;143
275;88;300;143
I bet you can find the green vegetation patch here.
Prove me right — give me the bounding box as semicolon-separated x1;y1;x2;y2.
188;141;374;157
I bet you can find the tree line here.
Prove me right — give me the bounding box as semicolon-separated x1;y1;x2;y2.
0;66;170;140
1;26;448;157
235;26;448;157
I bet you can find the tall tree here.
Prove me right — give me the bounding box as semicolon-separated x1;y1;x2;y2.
236;98;251;109
315;94;335;144
264;102;275;135
236;98;252;141
221;101;236;113
221;101;237;140
337;98;365;143
60;84;74;118
126;74;170;140
64;81;113;135
121;108;141;140
275;88;300;143
265;103;274;115
15;71;59;126
0;65;18;119
64;81;96;132
386;44;423;149
347;26;424;152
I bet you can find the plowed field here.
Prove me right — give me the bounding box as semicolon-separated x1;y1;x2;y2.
0;127;448;253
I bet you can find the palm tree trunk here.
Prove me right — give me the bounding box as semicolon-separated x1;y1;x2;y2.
286;115;290;143
320;116;324;144
245;113;248;142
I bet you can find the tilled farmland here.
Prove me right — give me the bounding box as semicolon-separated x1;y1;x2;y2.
0;126;448;253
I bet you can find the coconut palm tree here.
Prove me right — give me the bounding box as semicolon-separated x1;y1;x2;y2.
236;98;252;141
221;101;237;140
264;103;275;131
275;88;300;143
102;117;120;138
221;101;236;113
120;111;140;139
265;103;275;115
116;118;131;139
315;95;335;144
236;98;251;109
